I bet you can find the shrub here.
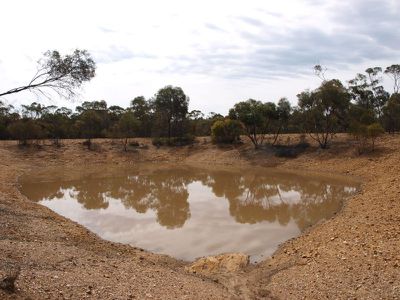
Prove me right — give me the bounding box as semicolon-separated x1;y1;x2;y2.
152;137;164;147
7;120;44;145
168;134;195;146
211;119;243;144
349;121;384;154
152;134;195;147
129;140;140;147
367;123;384;149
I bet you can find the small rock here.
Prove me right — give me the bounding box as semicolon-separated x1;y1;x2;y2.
185;253;249;276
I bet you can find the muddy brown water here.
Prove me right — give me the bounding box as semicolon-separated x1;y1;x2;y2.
19;164;359;262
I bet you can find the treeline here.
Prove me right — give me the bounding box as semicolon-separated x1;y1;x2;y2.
0;65;399;153
0;85;223;150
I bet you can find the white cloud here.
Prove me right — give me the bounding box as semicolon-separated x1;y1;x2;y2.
0;0;399;114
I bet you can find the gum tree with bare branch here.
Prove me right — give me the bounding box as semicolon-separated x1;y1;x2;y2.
0;49;96;100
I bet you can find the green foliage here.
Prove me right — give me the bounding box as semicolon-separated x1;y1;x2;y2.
0;49;96;99
229;99;276;148
211;119;243;144
153;86;189;138
187;111;224;137
129;140;140;147
114;112;139;137
75;110;104;148
151;137;164;147
152;134;195;147
348;67;389;120
367;123;384;139
2;63;399;156
76;100;108;113
40;107;73;144
7;120;45;145
0;101;15;139
111;111;140;151
349;121;384;154
130;96;152;137
298;79;350;149
382;93;400;133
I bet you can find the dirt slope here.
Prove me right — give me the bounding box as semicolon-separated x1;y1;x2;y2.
0;135;399;299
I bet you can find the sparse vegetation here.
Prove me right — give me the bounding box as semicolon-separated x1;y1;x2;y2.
211;119;243;144
1;64;399;154
297;79;350;149
350;121;384;154
152;135;195;147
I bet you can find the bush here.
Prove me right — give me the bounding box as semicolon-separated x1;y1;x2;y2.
129;140;140;147
367;123;384;149
7;120;44;145
168;135;195;146
152;137;164;147
349;121;384;154
152;134;195;147
211;119;243;144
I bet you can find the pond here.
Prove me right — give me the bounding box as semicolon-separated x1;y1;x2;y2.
19;164;359;262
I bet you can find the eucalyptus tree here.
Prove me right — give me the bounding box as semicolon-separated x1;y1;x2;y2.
7;120;44;145
112;111;140;151
152;86;189;138
298;79;350;149
0;101;13;116
365;67;389;118
41;106;73;145
229;99;283;148
21;102;54;119
348;73;375;110
75;110;104;148
130;96;153;137
187;110;207;136
75;100;110;139
229;99;268;148
0;49;96;99
384;64;400;94
313;64;328;81
108;105;125;118
383;93;400;134
0;101;15;139
348;67;389;122
76;100;108;113
271;98;292;144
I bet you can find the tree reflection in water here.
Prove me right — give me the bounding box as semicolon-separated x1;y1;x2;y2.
202;171;355;230
20;165;358;231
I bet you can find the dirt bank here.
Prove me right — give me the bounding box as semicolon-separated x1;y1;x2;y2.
0;135;399;299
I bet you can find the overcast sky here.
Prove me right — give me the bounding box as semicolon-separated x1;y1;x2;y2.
0;0;399;115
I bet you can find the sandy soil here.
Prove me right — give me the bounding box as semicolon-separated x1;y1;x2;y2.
0;135;399;299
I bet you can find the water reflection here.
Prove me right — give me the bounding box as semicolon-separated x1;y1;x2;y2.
19;165;359;260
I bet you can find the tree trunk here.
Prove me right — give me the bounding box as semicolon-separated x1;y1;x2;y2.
124;138;128;152
168;119;171;139
272;127;282;146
